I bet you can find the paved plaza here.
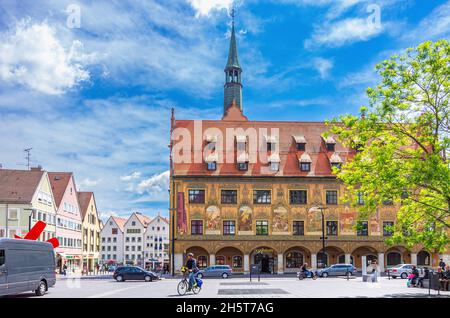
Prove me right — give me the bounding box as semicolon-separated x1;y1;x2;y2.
4;275;450;298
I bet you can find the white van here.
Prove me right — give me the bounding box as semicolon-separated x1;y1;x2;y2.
0;238;56;296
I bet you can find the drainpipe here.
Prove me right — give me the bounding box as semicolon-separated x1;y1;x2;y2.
5;204;8;237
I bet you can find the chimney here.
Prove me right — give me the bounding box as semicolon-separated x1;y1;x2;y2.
30;165;42;171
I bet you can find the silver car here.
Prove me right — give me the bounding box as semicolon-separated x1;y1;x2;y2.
196;265;232;279
386;264;424;279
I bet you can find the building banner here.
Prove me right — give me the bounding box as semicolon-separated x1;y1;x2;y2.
177;192;187;235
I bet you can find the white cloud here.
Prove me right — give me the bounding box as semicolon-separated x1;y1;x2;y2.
0;20;91;95
305;17;383;48
136;170;170;195
403;1;450;43
188;0;234;17
78;177;101;189
120;171;141;182
313;57;333;78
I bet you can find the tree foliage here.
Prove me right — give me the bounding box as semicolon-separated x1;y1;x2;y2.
329;40;450;252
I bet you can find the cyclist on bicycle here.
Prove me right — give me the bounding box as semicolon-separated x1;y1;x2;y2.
185;253;199;290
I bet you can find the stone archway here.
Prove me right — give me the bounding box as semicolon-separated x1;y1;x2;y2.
351;246;379;269
284;246;311;273
417;250;431;266
216;246;244;272
186;246;210;269
320;246;346;268
250;246;278;274
385;246;411;267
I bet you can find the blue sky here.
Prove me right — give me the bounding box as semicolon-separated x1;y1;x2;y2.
0;0;449;220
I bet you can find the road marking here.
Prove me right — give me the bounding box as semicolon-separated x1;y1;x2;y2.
87;283;149;298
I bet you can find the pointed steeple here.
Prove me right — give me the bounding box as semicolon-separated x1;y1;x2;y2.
223;8;243;116
226;13;240;69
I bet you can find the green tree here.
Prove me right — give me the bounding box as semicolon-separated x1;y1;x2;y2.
328;40;450;252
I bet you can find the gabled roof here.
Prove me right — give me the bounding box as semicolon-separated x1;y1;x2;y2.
0;169;44;203
111;216;127;232
77;191;93;220
47;172;72;208
134;212;152;227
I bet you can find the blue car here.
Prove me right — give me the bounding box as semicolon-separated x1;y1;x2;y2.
316;264;356;278
196;265;232;279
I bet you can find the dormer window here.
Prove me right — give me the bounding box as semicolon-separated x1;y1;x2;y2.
238;162;248;171
327;143;335;152
300;162;311;172
293;135;307;151
205;153;218;171
330;153;343;170
265;135;278;152
268;153;280;172
323;136;336;152
237;152;249;171
207;162;217;171
299;153;312;172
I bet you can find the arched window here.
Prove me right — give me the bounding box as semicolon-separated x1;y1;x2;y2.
387;252;402;266
286;252;303;268
197;256;207;268
233;256;243;269
216;256;225;265
417;251;430;266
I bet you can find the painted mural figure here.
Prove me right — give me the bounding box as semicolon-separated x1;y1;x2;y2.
238;206;252;233
205;206;220;234
307;206;322;234
272;206;288;233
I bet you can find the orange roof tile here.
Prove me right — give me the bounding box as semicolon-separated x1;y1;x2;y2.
112;216;127;232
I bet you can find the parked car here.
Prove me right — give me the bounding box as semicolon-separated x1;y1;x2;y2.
316;264;357;278
196;265;232;279
0;238;56;297
113;266;159;282
386;264;424;279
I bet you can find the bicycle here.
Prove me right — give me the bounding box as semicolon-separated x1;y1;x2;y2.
177;267;201;296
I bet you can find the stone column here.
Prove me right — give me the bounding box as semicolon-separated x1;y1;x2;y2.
311;253;317;269
411;253;417;265
362;255;367;275
378;253;385;272
210;254;216;266
345;254;352;265
174;253;183;273
277;253;284;274
244;254;250;274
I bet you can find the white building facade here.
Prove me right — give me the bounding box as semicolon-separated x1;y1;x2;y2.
123;212;151;266
144;215;169;270
100;216;126;265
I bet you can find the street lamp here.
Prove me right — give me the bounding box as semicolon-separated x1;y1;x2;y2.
314;203;328;268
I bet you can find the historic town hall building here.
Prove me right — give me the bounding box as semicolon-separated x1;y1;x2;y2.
168;18;442;274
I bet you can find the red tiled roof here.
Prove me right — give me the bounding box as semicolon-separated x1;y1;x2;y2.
77;192;93;220
112;216;127;231
0;169;44;203
135;213;152;227
48;172;72;208
172;119;355;177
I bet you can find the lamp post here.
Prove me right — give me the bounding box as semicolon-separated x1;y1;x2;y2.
314;204;328;268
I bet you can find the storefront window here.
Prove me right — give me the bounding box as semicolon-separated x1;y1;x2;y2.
216;256;225;265
286;252;303;268
197;256;207;268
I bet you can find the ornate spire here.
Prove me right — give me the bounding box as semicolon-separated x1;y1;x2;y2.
224;8;243;116
225;9;240;69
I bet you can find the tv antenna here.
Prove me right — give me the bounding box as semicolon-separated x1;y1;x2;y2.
24;148;32;170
